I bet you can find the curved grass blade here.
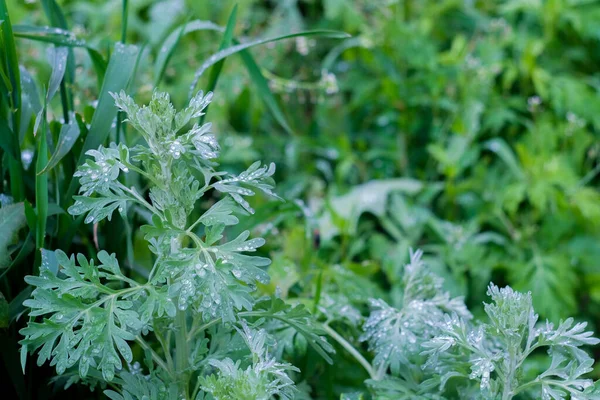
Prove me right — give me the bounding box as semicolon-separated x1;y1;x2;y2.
236;43;293;135
189;30;350;98
40;0;75;118
39;120;79;174
322;36;368;72
13;25;107;89
200;5;237;124
13;25;86;47
20;66;42;141
45;46;68;103
484;138;524;180
154;19;223;86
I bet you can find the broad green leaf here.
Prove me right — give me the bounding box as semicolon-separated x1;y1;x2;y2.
318;179;424;241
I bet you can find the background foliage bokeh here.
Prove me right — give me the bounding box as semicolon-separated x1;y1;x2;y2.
2;0;600;398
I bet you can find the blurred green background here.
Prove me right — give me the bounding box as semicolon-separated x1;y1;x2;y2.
2;0;600;398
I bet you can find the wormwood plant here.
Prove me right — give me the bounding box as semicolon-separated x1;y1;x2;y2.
19;90;332;399
360;250;600;399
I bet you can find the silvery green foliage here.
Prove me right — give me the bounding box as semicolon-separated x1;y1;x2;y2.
199;321;299;400
360;249;471;378
20;90;331;399
363;250;599;399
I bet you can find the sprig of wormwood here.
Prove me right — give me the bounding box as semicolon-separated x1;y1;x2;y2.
356;249;600;399
19;90;333;400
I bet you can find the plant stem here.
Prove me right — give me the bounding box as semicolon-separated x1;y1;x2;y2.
155;328;175;373
322;324;378;380
502;347;516;400
135;336;173;379
169;234;190;398
187;317;222;341
175;310;189;397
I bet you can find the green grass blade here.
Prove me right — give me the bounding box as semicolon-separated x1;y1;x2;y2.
40;0;75;113
200;4;237;123
0;63;11;95
154;19;223;87
13;24;86;46
35;112;48;251
121;0;128;43
189;29;350;98
0;0;24;201
0;2;21;116
45;46;68;103
13;25;107;89
19;66;42;140
39;121;79;174
87;47;107;88
321;36;366;72
34;44;66;251
64;43;139;203
40;0;69;33
237;43;293;135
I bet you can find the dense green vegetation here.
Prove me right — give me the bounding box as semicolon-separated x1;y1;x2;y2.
2;0;600;399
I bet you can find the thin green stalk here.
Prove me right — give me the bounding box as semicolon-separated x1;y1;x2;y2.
188;318;221;341
135;336;174;379
155;328;175;373
322;324;378;380
36;112;49;253
175;310;189;398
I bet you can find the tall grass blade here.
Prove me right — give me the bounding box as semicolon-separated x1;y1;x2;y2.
40;0;75;115
154;20;223;86
35;111;48;251
19;66;42;140
45;46;68;103
39;121;79;174
64;43;139;203
0;0;24;200
237;44;293;135
121;0;128;43
189;30;350;98
200;5;237;123
13;25;107;89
